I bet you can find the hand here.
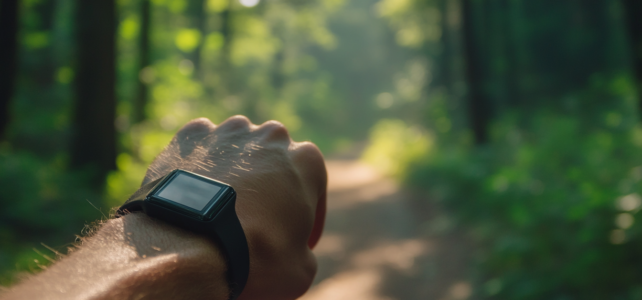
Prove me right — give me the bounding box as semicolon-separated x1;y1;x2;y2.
143;116;328;300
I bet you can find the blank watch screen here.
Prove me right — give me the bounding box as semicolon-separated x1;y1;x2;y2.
157;173;222;211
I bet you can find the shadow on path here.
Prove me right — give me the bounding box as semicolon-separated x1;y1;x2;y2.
299;160;475;300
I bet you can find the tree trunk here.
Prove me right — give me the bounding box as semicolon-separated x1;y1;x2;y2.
503;0;524;109
434;0;452;91
220;0;233;70
217;0;236;101
133;0;151;125
0;0;20;140
271;21;286;92
188;0;207;78
462;0;490;144
71;0;117;185
497;0;519;109
271;46;285;91
33;0;57;87
622;0;642;116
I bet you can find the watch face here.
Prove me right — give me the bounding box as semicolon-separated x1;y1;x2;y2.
157;173;222;210
150;170;231;220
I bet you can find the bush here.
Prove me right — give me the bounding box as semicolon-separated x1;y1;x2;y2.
406;113;642;299
365;107;642;299
0;147;104;285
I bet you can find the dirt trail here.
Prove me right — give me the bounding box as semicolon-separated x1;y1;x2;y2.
298;159;474;300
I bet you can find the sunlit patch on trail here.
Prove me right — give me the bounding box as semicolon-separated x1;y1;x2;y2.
312;234;345;258
326;160;381;191
299;269;391;300
351;239;430;272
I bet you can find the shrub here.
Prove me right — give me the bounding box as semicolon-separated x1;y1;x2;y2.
366;111;642;299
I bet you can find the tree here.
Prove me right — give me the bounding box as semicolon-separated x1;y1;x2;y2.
0;0;20;140
622;0;642;115
188;0;207;78
133;0;151;125
32;0;58;87
220;0;233;70
461;0;491;144
434;0;452;92
496;0;519;108
70;0;117;185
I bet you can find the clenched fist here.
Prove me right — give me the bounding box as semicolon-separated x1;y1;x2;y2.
1;116;327;300
143;116;328;300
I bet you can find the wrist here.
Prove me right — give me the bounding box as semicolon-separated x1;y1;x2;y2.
94;213;230;300
2;213;231;300
116;169;250;300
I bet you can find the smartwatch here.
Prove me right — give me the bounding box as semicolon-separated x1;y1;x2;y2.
117;169;249;300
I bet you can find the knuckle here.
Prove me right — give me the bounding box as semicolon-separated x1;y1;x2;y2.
175;118;215;143
293;142;324;161
180;117;215;134
219;115;252;131
260;120;290;141
291;141;327;191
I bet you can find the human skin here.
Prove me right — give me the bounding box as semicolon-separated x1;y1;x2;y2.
0;116;328;300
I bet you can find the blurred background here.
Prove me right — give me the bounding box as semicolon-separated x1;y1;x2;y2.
2;0;642;298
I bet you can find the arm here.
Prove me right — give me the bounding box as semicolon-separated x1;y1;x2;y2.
3;213;230;300
1;116;327;300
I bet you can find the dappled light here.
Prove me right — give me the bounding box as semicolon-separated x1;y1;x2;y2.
3;0;642;298
351;239;429;272
300;269;391;300
326;160;382;191
305;159;472;299
324;161;397;210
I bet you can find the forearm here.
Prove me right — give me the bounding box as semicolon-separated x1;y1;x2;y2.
1;213;229;300
2;116;327;300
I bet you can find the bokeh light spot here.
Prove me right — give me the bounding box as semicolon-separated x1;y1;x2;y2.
615;213;634;229
239;0;260;7
375;93;393;109
119;16;139;40
617;193;641;211
139;66;156;84
205;32;225;51
56;67;74;84
207;0;228;12
175;29;202;53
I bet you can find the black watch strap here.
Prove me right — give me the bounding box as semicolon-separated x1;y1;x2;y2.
116;175;167;217
117;173;250;300
117;176;165;215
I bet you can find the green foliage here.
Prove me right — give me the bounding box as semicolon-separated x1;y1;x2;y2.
0;146;104;285
8;0;642;297
362;119;434;176
366;77;642;299
175;28;202;52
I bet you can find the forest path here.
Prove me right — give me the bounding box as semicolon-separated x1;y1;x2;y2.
298;159;474;300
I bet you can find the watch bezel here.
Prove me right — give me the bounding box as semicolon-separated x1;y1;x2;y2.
145;169;234;222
